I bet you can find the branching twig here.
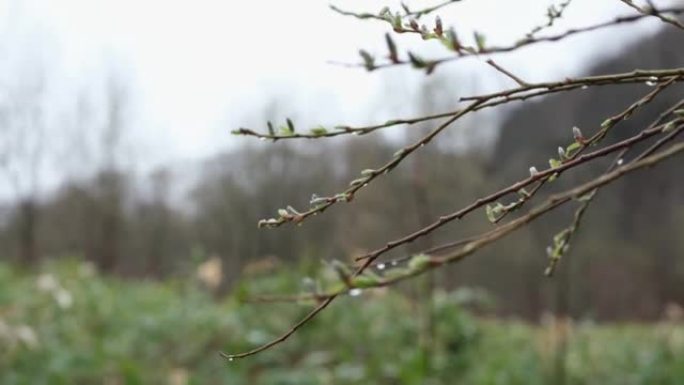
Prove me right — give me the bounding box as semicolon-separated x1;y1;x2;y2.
618;0;684;30
485;59;530;87
331;8;684;73
401;0;464;18
234;69;684;141
525;0;575;38
252;72;683;230
489;77;677;224
222;142;684;360
544;99;684;275
224;3;684;362
355;118;677;264
242;119;680;304
329;1;464;22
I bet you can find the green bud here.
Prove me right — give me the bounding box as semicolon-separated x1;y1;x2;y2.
408;253;431;271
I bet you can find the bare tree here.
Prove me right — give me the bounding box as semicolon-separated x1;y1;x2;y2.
88;70;133;272
0;49;49;265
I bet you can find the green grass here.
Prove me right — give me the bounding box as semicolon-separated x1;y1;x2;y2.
0;260;682;384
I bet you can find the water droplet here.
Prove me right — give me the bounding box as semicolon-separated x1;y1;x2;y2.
617;158;623;165
228;357;234;362
581;85;588;90
420;143;425;147
377;263;386;270
349;288;362;297
645;76;658;87
259;137;267;141
390;260;398;266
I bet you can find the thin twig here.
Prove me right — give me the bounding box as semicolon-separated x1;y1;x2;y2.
253;71;683;230
525;0;575;38
462;100;683;263
333;8;684;72
234;69;684;141
329;1;464;22
618;0;684;30
544;121;682;276
485;59;530;87
489;77;678;224
355;119;675;264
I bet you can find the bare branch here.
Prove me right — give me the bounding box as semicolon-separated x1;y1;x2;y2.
234;68;684;141
256;72;682;229
485;59;530;87
618;0;684;30
223;141;684;360
224;3;684;361
333;7;684;72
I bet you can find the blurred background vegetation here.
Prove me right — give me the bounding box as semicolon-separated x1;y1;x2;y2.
2;260;683;384
0;0;683;383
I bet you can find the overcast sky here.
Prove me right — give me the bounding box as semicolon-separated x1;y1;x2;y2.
0;0;671;175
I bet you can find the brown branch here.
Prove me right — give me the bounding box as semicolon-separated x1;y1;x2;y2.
402;0;464;18
422;98;683;275
223;0;684;363
543;98;684;275
330;1;464;22
544;120;683;276
254;71;684;230
466;99;684;261
335;7;684;72
525;0;575;38
350;81;676;258
618;0;684;30
222;142;684;360
485;59;530;87
234;68;684;141
429;141;683;267
239;118;680;305
488;77;678;224
355;118;677;264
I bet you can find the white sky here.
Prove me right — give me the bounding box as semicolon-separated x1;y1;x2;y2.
0;0;671;180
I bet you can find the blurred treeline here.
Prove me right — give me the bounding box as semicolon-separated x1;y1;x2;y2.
1;28;682;321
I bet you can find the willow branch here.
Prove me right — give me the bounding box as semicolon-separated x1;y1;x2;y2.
222;142;684;360
489;77;677;224
355;118;677;263
334;8;684;72
330;1;464;22
525;0;575;38
234;68;684;141
243;119;679;304
618;0;684;30
253;72;683;230
545;119;683;275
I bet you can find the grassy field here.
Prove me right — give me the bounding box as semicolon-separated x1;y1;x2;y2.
1;259;683;384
